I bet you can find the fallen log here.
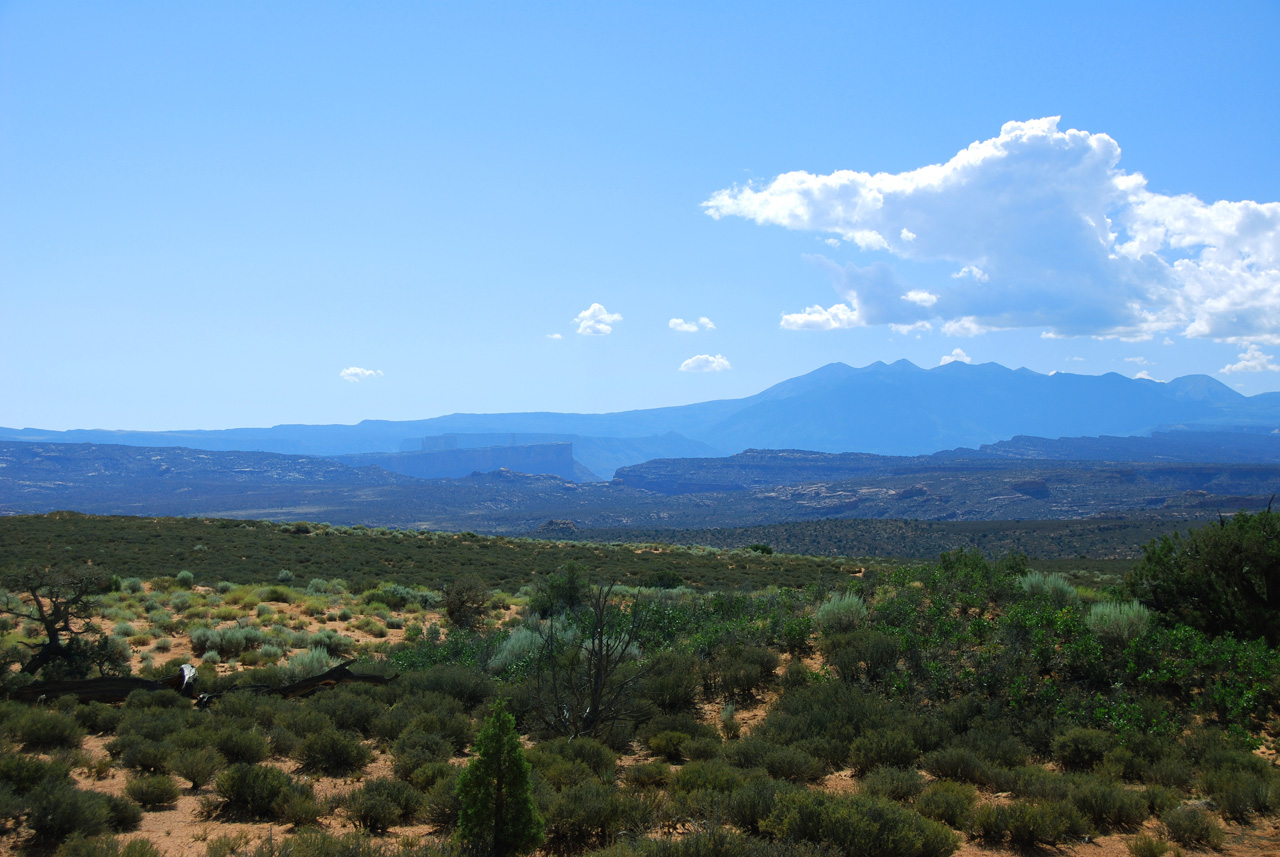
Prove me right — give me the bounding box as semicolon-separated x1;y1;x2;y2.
8;664;198;705
196;659;397;708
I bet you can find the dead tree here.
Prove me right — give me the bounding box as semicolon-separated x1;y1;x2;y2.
0;565;118;678
529;584;654;741
195;659;398;708
9;664;198;704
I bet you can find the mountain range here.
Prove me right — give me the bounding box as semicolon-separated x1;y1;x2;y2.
4;360;1280;478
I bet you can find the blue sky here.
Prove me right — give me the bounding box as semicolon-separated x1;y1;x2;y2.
2;1;1279;431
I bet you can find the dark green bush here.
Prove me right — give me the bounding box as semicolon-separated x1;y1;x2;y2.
116;738;170;775
74;703;124;736
648;731;689;762
1054;727;1116;772
294;729;372;777
922;747;988;784
535;736;617;781
54;835;162;857
392;730;453;780
1005;800;1088;848
0;753;70;795
124;774;180;809
849;728;919;775
727;777;797;836
421;767;461;830
762;744;825;783
344;778;422;834
862;767;925;802
26;781;111;844
214;763;313;820
671;760;743;794
15;708;85;751
915;781;976;828
407;762;455;793
643;652;701;713
764;790;958;857
1069;775;1149;832
544;779;624;852
625;761;672;791
170;747;225;790
103;795;142;833
685;737;724;762
213;728;270;765
1161;804;1225;849
312;692;384;737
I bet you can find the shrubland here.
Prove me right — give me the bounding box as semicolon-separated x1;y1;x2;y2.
0;511;1275;856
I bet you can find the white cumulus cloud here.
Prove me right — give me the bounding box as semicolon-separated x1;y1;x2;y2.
940;348;972;365
699;316;716;330
890;321;932;335
546;333;563;340
902;290;938;307
574;303;622;336
942;316;990;337
1220;343;1280;374
780;302;860;330
704;117;1280;343
339;367;383;383
679;353;732;372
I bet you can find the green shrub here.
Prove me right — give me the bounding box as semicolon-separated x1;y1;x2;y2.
1127;834;1179;857
763;744;825;783
16;708;85;751
1053;727;1115;772
170;747;224;790
214;728;269;765
295;729;372;777
1161;804;1225;849
817;591;868;635
55;835;163;857
392;731;453;780
124;774;180;809
1005;800;1088;848
862;767;925;802
727;777;797;836
849;728;919;775
1088;600;1152;648
26;781;111;844
1070;775;1149;832
764;790;958;857
544;779;623;852
625;761;671;790
671;759;743;794
214;763;312;820
103;794;142;833
915;781;976;828
1020;570;1079;607
344;778;422;834
175;571;194;589
648;731;689;762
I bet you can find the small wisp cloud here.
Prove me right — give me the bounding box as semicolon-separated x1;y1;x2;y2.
339;367;383;383
679;353;732;372
669;316;717;332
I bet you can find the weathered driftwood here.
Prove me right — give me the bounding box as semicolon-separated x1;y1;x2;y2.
9;664;198;705
196;659;398;708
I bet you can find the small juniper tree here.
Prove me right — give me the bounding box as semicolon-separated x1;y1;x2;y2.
456;699;543;857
